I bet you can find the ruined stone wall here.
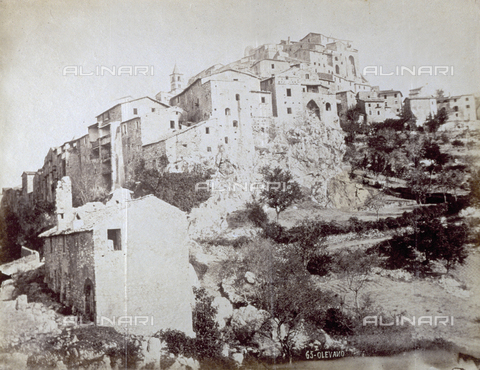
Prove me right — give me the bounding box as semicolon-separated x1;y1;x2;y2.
43;231;95;314
142;140;167;171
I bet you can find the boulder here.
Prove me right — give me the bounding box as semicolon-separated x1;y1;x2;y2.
244;272;256;284
0;284;15;301
231;305;269;341
15;294;28;311
212;296;233;329
221;278;246;305
232;351;244;365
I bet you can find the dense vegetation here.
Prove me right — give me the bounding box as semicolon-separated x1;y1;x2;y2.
127;158;212;213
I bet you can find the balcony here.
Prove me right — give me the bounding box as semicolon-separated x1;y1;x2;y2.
101;151;111;162
91;139;99;149
100;135;111;147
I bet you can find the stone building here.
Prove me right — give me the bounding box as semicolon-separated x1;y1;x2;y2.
336;90;357;117
169;68;273;165
260;65;338;125
356;91;389;124
378;89;403;116
40;177;194;336
404;87;438;125
437;94;476;122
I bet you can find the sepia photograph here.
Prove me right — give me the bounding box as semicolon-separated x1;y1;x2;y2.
0;0;479;369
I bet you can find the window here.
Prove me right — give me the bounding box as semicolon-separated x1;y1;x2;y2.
377;111;380;115
466;105;470;108
225;108;231;115
205;127;210;134
261;97;266;103
397;109;400;112
394;100;397;104
170;121;175;129
305;74;310;79
335;65;340;74
153;159;156;168
207;147;211;152
394;94;397;98
225;137;228;144
287;107;292;114
369;111;372;115
133;108;138;115
233;120;238;127
271;64;275;69
108;229;122;251
466;98;469;101
235;94;240;101
384;95;387;99
454;99;457;102
177;76;181;81
151;108;155;112
326;103;331;111
286;88;291;97
368;103;371;107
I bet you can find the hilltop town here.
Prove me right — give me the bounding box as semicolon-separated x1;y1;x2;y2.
2;32;477;210
1;32;480;369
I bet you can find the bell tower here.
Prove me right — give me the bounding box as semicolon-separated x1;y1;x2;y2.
170;64;184;95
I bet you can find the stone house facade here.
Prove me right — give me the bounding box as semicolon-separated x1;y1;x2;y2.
40;177;194;336
260;65;338;125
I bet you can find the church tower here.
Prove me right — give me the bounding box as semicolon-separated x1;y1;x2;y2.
170;64;184;95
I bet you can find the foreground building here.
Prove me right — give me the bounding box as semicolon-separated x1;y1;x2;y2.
40;177;194;336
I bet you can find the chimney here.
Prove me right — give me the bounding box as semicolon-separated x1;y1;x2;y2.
55;176;73;230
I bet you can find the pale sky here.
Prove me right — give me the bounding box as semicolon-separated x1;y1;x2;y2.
1;0;479;189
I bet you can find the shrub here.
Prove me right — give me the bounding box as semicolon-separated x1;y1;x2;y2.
245;201;269;228
452;139;464;147
307;253;333;276
323;308;353;336
157;329;195;358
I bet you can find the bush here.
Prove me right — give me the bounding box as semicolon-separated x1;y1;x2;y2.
323;308;353;336
452;139;464;147
245;201;269;228
157;329;195;358
307;253;333;276
156;288;223;362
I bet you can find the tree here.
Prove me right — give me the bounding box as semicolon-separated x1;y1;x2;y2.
469;169;480;207
192;287;222;360
339;106;364;145
260;167;303;221
437;169;465;202
424;109;448;134
0;206;22;263
407;169;430;204
363;191;387;220
220;238;337;362
379;215;469;273
333;249;378;309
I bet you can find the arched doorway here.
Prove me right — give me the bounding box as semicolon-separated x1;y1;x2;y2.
307;100;321;119
84;278;95;322
348;56;356;76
